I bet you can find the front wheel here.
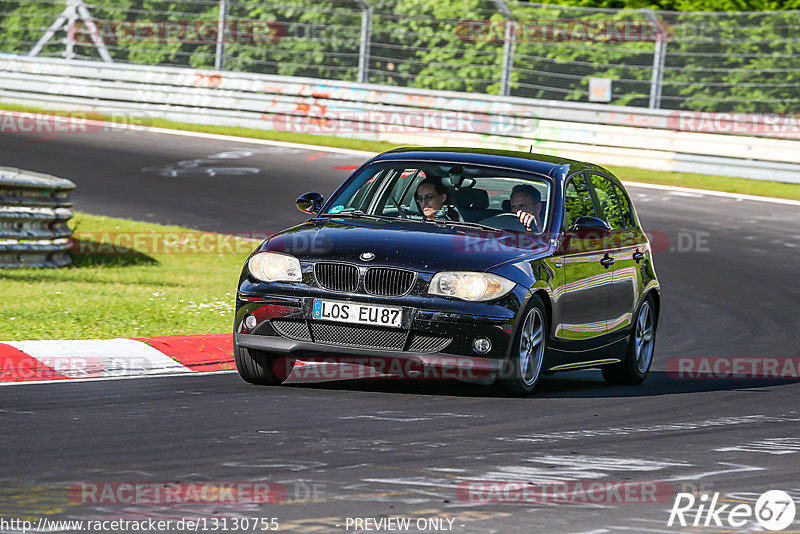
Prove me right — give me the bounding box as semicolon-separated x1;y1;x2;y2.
234;344;294;386
490;295;548;397
602;295;656;385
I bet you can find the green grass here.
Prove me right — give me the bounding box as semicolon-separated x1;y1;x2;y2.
0;212;255;341
3;102;799;200
608;165;800;201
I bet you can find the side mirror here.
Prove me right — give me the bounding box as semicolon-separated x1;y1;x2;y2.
571;216;611;233
296;192;324;215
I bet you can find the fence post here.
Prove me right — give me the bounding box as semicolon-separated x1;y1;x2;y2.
356;0;372;84
492;0;515;97
642;9;667;109
215;0;228;71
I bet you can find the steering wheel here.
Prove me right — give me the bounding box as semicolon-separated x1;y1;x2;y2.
479;212;537;232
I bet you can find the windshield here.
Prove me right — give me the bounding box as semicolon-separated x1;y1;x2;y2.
322;161;553;234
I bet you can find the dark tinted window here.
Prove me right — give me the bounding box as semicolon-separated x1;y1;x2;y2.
564;173;595;229
612;182;634;228
588;174;627;230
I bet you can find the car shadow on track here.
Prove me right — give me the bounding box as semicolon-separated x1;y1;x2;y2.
280;370;799;398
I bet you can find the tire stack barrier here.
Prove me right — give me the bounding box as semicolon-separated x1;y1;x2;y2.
0;167;75;268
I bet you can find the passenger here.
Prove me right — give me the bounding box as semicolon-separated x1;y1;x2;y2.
509;184;542;231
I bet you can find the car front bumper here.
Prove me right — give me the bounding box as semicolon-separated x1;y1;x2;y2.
235;332;505;381
234;293;519;376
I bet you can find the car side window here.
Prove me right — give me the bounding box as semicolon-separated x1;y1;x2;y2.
564;173;595;230
612;182;634;228
588;173;626;230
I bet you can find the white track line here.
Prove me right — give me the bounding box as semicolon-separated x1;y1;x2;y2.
0;369;237;387
78;119;800;206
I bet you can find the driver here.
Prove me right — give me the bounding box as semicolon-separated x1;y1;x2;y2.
415;178;455;220
509;184;542;231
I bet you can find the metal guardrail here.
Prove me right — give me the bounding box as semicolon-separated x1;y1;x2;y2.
1;56;800;184
0;167;75;268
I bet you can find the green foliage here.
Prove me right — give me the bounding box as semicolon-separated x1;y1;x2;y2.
0;0;797;110
368;0;505;93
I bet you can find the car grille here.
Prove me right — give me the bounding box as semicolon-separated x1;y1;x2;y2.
364;267;416;296
272;319;312;341
408;333;452;353
314;262;359;292
270;320;451;353
310;322;407;350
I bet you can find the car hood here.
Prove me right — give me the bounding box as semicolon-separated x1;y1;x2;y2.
263;218;553;272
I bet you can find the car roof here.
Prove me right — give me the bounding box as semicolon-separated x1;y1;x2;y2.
372;147;611;181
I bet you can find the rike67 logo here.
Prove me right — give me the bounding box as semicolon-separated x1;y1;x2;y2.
669;490;796;531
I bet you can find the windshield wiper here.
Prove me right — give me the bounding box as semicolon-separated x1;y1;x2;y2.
326;210;398;221
435;220;503;232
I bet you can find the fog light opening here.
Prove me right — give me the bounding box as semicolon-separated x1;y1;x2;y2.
472;337;491;354
244;314;258;330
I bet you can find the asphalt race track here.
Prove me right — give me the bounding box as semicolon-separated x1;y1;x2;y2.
1;127;799;533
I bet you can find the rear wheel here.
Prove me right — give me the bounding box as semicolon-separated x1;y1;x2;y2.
602;295;656;385
234;344;294;385
490;295;548;397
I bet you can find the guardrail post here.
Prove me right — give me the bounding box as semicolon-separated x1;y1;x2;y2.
0;167;76;268
643;9;667;109
356;0;372;84
492;0;515;97
215;0;228;71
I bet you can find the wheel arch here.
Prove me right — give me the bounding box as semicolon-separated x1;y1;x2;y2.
643;288;660;327
533;288;553;335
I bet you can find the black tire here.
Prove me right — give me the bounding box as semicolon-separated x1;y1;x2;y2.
489;295;548;397
602;294;657;385
234;344;294;386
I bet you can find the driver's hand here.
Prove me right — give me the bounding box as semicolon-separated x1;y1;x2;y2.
516;210;537;231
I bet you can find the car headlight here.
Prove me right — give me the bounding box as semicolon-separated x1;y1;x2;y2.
428;271;515;302
247;252;302;282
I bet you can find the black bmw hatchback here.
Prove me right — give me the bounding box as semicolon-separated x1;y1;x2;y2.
233;147;660;396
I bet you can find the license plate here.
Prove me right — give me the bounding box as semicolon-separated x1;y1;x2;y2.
312;299;402;328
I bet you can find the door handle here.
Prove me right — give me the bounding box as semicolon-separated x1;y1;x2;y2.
600;254;615;268
632;250;645;262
